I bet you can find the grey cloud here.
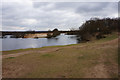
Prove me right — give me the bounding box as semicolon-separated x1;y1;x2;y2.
75;2;118;16
33;2;51;8
2;2;118;31
76;2;107;13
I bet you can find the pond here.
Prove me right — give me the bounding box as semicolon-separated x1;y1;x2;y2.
1;34;79;51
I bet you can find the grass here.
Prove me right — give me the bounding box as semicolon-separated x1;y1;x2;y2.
7;57;15;59
2;32;118;78
2;48;34;55
41;54;55;57
97;32;118;42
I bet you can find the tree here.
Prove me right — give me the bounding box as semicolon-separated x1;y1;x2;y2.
52;28;60;37
78;17;119;41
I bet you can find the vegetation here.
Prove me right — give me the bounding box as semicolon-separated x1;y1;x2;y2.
2;17;119;78
47;28;60;38
78;17;119;41
2;33;118;78
7;57;15;59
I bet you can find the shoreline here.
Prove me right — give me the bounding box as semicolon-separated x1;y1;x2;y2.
2;33;118;78
2;43;78;55
2;43;77;51
2;32;118;55
2;32;118;52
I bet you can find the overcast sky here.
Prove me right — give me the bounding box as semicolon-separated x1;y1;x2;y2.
1;1;118;31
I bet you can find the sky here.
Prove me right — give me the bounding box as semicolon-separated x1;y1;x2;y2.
1;0;118;31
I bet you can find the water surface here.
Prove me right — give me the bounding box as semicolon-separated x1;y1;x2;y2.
1;34;78;51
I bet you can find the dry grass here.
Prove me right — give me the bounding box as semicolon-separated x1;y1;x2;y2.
2;33;118;78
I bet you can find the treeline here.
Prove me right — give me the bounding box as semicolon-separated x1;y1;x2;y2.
78;17;119;41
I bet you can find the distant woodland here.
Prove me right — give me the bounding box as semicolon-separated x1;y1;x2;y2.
77;17;119;41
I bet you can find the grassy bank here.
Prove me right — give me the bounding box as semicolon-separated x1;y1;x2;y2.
2;32;118;78
2;32;118;55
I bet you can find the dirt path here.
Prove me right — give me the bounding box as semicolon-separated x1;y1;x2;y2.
86;54;110;78
86;54;118;78
85;38;118;78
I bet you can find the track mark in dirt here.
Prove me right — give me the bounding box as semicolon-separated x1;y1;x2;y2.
85;39;118;78
87;64;109;78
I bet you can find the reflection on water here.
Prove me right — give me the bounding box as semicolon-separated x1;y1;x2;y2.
1;34;78;51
